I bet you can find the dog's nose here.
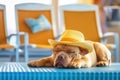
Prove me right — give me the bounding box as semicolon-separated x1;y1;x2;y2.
58;55;64;60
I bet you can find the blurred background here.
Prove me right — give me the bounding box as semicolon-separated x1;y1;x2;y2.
0;0;120;62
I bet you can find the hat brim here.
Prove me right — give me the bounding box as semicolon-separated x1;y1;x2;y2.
48;39;93;53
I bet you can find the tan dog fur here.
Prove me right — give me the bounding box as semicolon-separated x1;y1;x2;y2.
28;41;111;68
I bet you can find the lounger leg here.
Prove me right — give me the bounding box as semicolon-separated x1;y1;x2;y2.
16;48;19;62
24;33;29;62
24;45;28;62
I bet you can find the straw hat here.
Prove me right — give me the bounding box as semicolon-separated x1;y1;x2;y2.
48;30;93;52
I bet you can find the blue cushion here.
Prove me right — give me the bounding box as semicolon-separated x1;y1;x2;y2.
25;15;51;33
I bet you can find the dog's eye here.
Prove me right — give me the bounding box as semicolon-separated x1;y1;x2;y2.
66;50;76;54
80;49;88;54
54;49;62;52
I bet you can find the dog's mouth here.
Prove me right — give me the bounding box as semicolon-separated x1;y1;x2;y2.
55;61;65;68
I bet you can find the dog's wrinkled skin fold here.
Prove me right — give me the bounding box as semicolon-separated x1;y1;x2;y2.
28;41;111;68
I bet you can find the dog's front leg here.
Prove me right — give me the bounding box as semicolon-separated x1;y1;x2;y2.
69;57;91;68
28;57;53;67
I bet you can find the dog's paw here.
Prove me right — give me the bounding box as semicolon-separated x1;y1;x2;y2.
96;61;109;67
27;61;41;67
69;62;82;68
69;59;83;68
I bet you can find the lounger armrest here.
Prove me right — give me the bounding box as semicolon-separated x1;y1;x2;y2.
8;32;29;62
55;34;62;41
101;32;119;45
17;32;29;46
8;32;29;47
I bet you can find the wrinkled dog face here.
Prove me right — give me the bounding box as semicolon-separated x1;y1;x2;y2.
53;44;88;68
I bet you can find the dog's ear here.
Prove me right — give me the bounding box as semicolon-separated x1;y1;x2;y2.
79;47;89;56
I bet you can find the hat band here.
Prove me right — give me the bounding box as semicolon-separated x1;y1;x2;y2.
61;37;81;42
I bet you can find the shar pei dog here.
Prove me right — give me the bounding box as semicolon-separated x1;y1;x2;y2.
28;30;111;68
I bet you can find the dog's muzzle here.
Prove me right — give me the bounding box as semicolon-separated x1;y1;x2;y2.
55;55;66;68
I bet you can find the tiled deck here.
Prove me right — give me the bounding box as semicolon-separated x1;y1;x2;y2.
0;62;119;80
